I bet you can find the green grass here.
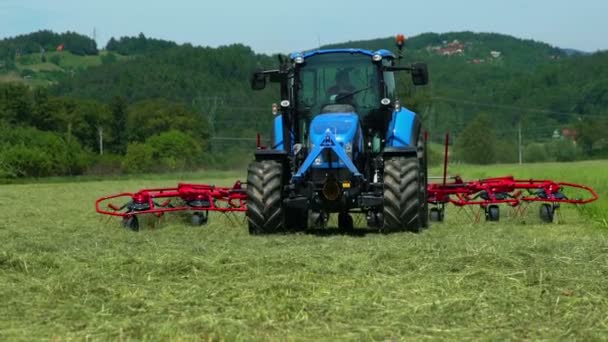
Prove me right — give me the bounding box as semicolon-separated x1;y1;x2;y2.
1;161;607;340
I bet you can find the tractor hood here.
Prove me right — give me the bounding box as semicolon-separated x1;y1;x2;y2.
309;113;359;146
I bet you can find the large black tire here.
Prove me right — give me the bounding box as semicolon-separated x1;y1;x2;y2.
382;156;424;233
246;160;285;235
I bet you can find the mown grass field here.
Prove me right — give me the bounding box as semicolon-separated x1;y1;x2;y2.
1;161;607;340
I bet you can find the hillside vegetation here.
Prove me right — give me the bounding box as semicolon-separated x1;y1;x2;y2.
1;30;607;178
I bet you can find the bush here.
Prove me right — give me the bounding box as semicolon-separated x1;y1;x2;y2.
547;139;581;162
101;53;117;65
146;130;202;171
122;142;154;174
0;125;92;178
494;141;518;164
524;143;550;163
86;154;123;175
49;54;61;66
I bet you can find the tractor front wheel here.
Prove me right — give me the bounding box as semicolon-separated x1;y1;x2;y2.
246;160;285;235
382;156;424;233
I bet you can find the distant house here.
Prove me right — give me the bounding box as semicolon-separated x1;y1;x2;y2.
561;128;578;141
436;40;465;56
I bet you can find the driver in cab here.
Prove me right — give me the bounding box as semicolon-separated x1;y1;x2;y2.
327;70;355;103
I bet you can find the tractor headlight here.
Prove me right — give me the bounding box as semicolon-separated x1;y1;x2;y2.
372;54;383;62
381;98;391;106
314;156;322;165
294;56;305;64
280;100;290;108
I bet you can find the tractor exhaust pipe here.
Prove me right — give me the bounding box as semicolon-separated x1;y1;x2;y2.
322;180;341;201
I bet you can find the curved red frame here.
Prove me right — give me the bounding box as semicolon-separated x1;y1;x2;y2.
95;181;247;218
427;175;599;207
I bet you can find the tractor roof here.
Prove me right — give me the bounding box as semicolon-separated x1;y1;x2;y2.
290;48;395;61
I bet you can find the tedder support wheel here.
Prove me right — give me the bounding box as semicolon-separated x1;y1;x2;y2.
486;205;500;222
191;211;209;226
429;208;444;222
246;160;285;235
382;156;424;233
539;204;554;223
122;215;139;232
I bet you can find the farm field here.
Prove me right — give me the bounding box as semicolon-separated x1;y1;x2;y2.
1;161;607;340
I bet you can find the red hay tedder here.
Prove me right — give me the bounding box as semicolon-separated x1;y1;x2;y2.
426;133;598;223
427;175;598;223
95;181;247;231
95;132;598;231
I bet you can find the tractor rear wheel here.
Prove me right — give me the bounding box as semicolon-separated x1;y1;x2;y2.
382;156;424;233
246;160;285;235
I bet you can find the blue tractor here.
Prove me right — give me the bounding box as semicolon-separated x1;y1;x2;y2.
247;41;429;233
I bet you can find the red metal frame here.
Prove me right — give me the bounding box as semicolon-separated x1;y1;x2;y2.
95;181;247;218
428;175;599;208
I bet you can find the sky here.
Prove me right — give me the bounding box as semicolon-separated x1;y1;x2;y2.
1;0;607;54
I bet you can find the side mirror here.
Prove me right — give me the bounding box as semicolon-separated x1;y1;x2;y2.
411;63;429;86
251;72;266;90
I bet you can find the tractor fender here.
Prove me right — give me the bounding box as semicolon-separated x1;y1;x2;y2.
272;114;285;150
271;113;295;151
385;107;421;148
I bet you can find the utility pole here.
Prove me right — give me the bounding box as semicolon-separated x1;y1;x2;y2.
97;126;104;155
518;121;523;164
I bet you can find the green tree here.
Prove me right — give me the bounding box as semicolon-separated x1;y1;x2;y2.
146;130;202;171
121;142;154;174
110;96;128;154
126;99;210;145
454;114;497;164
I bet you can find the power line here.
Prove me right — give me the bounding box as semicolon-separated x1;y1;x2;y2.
431;96;608;120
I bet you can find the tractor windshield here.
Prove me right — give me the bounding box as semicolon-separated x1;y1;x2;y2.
296;53;381;118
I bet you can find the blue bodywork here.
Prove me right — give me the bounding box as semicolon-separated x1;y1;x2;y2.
309;113;360;168
290;48;395;60
385;107;417;147
272;114;284;150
